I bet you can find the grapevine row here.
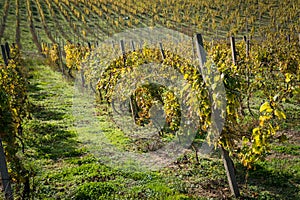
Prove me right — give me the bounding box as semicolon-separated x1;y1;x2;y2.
42;0;71;42
15;0;21;49
52;0;87;43
47;32;300;170
34;0;55;43
0;0;299;53
0;44;31;197
0;0;11;41
26;0;42;53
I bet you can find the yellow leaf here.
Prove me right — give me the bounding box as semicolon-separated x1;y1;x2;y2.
254;133;260;142
252;127;260;135
274;110;286;119
184;73;189;79
252;146;261;154
11;108;18;116
260;102;273;113
259;115;271;126
285;73;292;83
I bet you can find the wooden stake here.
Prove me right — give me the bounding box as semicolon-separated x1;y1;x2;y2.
159;42;165;60
230;36;237;65
120;40;126;64
246;39;250;57
0;139;14;200
139;40;143;53
221;147;240;198
244;36;250;57
1;45;8;66
195;33;240;198
4;42;10;60
131;40;135;52
194;33;206;73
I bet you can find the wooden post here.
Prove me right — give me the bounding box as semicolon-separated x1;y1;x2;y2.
120;40;126;65
159;42;165;60
195;33;240;198
4;42;10;60
131;40;135;52
139;40;143;53
246;39;250;57
194;33;206;72
230;36;237;65
244;36;250;57
221;147;240;198
0;139;14;200
1;45;8;66
287;34;290;43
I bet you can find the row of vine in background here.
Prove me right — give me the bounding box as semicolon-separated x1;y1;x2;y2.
42;32;299;171
1;0;299;52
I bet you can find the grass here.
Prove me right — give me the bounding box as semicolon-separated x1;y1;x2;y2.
7;58;298;199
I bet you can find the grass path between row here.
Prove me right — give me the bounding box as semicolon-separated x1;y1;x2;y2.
23;63;193;199
19;61;300;199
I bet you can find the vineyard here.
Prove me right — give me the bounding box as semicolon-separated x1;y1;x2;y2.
0;0;299;199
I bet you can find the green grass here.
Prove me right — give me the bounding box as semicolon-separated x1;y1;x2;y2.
272;144;300;156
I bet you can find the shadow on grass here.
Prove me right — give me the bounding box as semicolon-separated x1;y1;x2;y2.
236;162;300;199
25;121;81;160
27;82;43;93
24;69;83;161
30;104;66;121
27;82;55;101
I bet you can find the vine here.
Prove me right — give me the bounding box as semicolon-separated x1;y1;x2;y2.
0;45;31;197
208;32;299;169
